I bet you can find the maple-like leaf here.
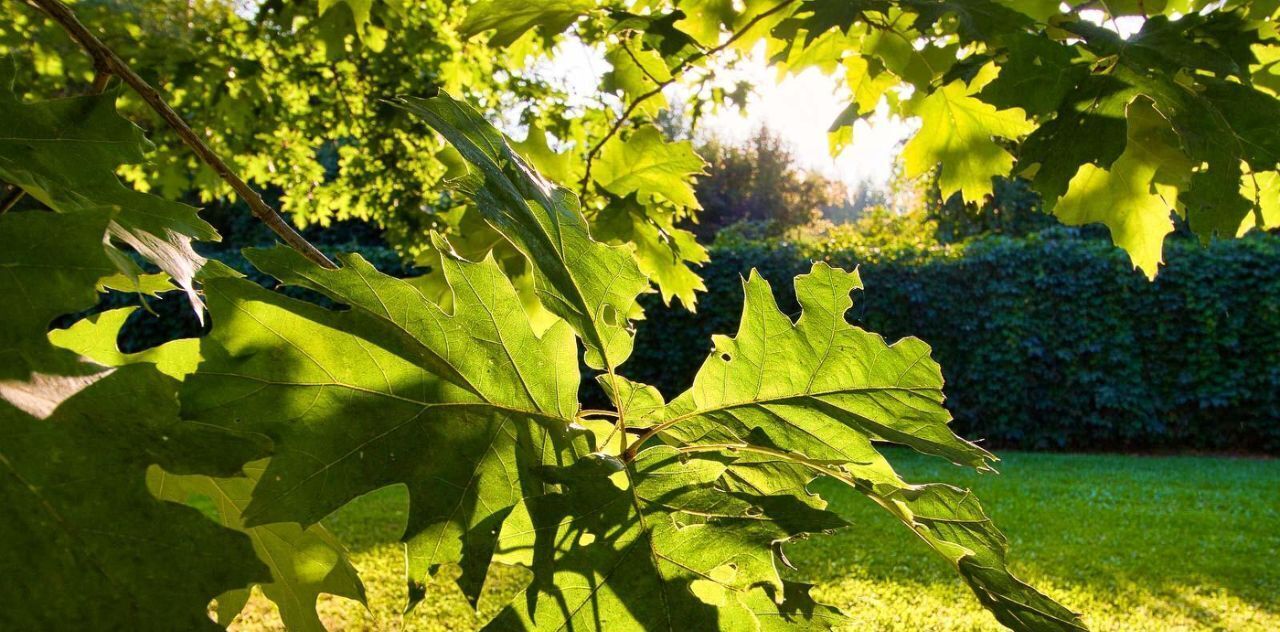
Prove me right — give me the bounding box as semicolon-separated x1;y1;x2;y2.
0;60;217;314
595;125;707;210
396;92;650;370
592;200;708;310
1238;170;1280;235
605;39;673;117
903;74;1035;203
1054;98;1189;278
1018;75;1134;205
673;0;739;46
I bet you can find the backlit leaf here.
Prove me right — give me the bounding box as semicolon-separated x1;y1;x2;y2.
0;60;217;314
460;0;596;46
596;125;707;210
636;262;1085;631
903;76;1034;203
182;248;586;606
397;93;651;370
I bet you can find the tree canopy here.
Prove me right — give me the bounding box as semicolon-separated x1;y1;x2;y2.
3;1;1279;630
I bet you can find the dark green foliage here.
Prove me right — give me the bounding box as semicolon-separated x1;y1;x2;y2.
625;231;1280;452
928;176;1062;243
107;232;1280;454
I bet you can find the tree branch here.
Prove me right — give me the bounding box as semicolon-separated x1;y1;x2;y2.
28;0;337;269
579;0;798;195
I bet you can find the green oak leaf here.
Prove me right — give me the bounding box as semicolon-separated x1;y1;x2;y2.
397;92;650;370
1054;98;1189;279
0;207;269;629
460;0;596;47
631;262;1085;631
49;307;201;380
0;211;116;387
487;446;851;630
97;272;178;298
595;125;707;209
151;461;367;632
0;60;217;313
182;246;587;607
651;263;995;469
49;303;368;630
0;363;270;630
903;73;1034;203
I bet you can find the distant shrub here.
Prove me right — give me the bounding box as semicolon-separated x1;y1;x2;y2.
627;229;1280;453
101;231;1280;453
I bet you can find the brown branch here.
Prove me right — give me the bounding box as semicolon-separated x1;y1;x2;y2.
27;0;337;269
579;0;798;195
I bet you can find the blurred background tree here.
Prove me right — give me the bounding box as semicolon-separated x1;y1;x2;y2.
927;176;1058;243
0;0;578;250
688;126;846;240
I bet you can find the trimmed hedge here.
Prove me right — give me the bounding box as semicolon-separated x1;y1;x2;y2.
101;231;1280;453
625;230;1280;453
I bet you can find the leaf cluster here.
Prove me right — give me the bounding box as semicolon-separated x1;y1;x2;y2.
0;58;1084;630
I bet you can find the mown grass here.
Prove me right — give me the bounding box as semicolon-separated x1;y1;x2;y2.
229;450;1280;631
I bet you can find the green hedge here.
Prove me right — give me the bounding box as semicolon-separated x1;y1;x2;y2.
99;232;1280;453
625;230;1280;453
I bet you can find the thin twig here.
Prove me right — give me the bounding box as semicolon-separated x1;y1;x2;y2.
579;0;797;195
0;186;24;215
28;0;337;269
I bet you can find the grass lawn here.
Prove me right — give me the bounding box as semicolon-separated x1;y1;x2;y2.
228;450;1280;631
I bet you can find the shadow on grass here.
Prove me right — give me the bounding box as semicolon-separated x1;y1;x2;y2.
786;449;1280;626
313;450;1279;629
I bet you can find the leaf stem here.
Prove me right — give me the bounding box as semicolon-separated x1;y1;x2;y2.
578;0;798;195
27;0;337;269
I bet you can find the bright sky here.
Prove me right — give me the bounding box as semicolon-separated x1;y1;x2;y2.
530;12;1147;192
534;41;912;191
685;46;915;188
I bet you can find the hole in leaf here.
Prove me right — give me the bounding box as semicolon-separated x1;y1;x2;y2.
602;304;620;327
